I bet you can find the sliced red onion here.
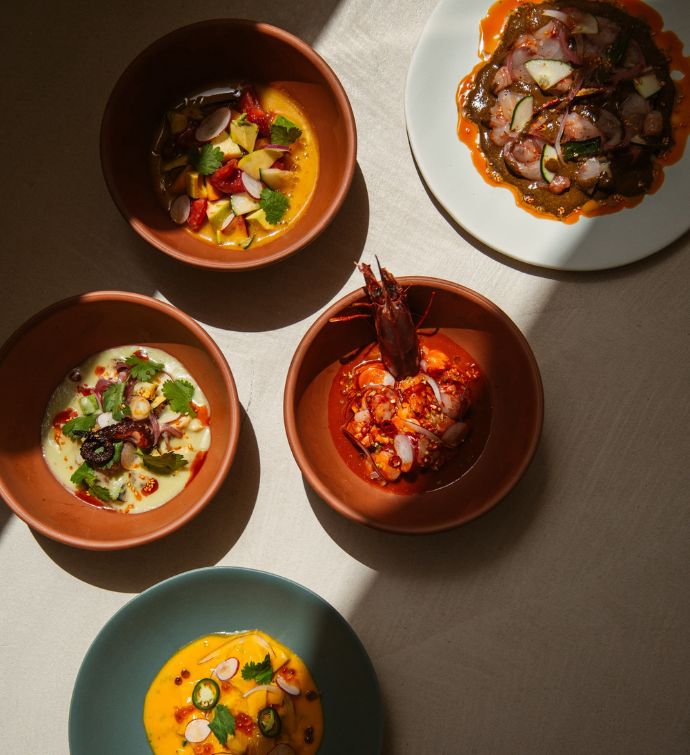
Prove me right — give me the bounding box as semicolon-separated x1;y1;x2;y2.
94;378;114;403
243;684;279;698
263;144;290;152
442;422;469;447
120;441;139;470
554;108;568;162
220;211;236;231
148;412;161;446
97;412;116;428
557;24;582;65
194;107;231;142
402;419;442;444
159;423;183;438
215;657;239;681
241;171;263;199
342;427;384;481
185;719;211;743
170;195;190;224
276;675;301;696
393;434;414;472
542;8;570;24
422;374;442;404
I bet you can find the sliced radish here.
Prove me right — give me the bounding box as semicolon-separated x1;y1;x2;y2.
170;195;191;224
241;171;263;199
243;684;279;698
524;59;573;90
220;212;236;231
184;719;211;743
540;144;559;183
195;107;231;142
214;657;239;681
276;675;301;696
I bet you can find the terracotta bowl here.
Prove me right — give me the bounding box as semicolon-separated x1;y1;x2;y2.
0;292;240;550
101;19;356;271
284;277;544;534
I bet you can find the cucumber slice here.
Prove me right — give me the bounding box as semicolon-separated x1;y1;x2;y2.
240;235;255;250
510;96;534;132
524;59;574;90
259;167;293;190
633;73;662;99
230;192;260;216
540;144;559;183
561;137;601;161
571;13;598;34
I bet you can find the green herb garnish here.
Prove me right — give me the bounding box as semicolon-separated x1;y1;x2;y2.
259;188;289;225
562;137;602;161
209;704;235;746
162;379;196;416
104;441;124;469
125;354;164;382
102;382;130;421
62;414;98;438
241;654;273;685
141;452;188;474
191;143;224;176
70;462;113;501
270;115;302;145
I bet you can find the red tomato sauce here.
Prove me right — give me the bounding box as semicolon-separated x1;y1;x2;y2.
328;333;492;495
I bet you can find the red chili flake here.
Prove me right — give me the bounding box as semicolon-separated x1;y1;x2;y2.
142;478;159;496
235;712;256;735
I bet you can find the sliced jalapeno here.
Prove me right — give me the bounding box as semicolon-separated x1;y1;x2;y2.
257;706;282;738
192;678;220;711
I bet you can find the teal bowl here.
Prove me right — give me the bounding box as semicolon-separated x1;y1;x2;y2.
69;567;383;754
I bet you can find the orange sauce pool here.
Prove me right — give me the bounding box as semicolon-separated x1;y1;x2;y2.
456;0;690;222
328;333;492;495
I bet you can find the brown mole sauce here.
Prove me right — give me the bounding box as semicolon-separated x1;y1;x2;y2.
328;333;492;495
457;0;690;222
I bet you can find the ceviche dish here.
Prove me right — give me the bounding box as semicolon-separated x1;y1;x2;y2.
153;83;319;250
328;264;491;493
41;347;210;513
457;0;690;220
144;630;323;754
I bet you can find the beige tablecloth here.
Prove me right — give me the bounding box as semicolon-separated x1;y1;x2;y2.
1;1;689;753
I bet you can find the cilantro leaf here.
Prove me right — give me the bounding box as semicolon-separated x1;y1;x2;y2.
241;654;273;685
125;354;164;382
70;463;113;502
191;143;224;176
62;414;97;438
162;379;196;416
70;462;96;486
259;188;289;225
102;382;130;421
141;452;188;474
270;115;302;145
209;704;235;746
89;483;113;502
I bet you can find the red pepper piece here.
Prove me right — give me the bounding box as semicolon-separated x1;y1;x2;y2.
187;198;208;231
240;86;272;137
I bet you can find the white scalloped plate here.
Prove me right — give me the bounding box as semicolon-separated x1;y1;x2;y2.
405;0;690;271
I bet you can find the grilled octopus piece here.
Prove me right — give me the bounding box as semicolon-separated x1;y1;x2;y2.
75;419;155;467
